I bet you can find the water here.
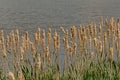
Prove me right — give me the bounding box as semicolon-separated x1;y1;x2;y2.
0;0;120;30
0;0;120;73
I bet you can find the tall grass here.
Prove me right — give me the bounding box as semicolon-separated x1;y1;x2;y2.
0;17;120;80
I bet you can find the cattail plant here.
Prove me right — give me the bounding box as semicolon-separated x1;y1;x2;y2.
41;29;46;71
117;31;120;58
93;23;97;37
34;32;38;46
8;71;15;80
110;17;114;30
98;23;102;37
36;53;41;70
37;28;41;46
0;30;9;76
89;36;92;52
0;39;2;51
9;32;13;52
70;26;77;42
2;45;7;58
98;40;103;57
53;30;60;77
79;24;83;34
0;30;4;42
24;31;29;52
100;16;103;27
89;51;94;60
14;29;19;53
56;34;60;50
20;46;24;61
21;36;26;52
29;41;36;57
45;46;50;62
104;32;108;58
60;27;66;34
41;29;45;53
29;40;36;79
47;28;52;49
10;31;16;53
89;23;93;37
6;35;9;49
35;53;41;80
53;30;58;52
67;45;73;56
72;42;77;55
109;47;114;60
111;29;116;48
77;29;81;43
105;18;109;30
0;30;4;50
107;28;110;40
18;70;23;80
93;37;97;47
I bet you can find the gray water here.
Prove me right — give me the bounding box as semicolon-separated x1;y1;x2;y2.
0;0;120;30
0;0;120;72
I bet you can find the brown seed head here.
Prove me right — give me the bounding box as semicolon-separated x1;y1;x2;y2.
29;41;36;56
18;70;23;80
36;53;41;69
20;46;24;60
8;71;15;80
93;38;97;47
109;47;114;59
60;27;66;34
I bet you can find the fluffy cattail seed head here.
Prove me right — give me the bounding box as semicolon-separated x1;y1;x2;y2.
89;24;93;37
18;70;23;80
105;18;109;29
89;36;92;47
36;53;41;69
57;35;60;50
0;30;4;38
25;31;29;50
99;45;103;53
68;45;73;55
3;45;7;58
109;47;114;60
45;46;49;57
93;38;97;47
89;51;94;59
21;36;26;51
42;29;45;39
15;29;19;43
60;27;66;34
29;41;36;57
34;32;38;45
93;24;97;36
73;42;77;54
48;28;52;47
107;29;110;39
14;29;19;53
98;23;102;36
20;46;24;61
70;26;77;40
8;71;15;80
6;35;9;49
37;28;41;45
42;38;45;53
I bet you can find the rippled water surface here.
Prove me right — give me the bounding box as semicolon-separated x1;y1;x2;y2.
0;0;120;30
0;0;120;71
